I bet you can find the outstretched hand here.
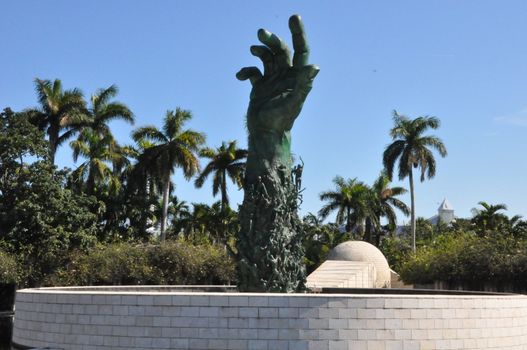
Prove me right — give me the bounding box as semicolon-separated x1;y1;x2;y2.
237;15;319;132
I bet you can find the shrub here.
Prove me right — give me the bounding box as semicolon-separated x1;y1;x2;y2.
147;241;235;285
0;250;18;284
49;240;235;286
399;232;527;292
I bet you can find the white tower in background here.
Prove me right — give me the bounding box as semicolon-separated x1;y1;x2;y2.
438;198;455;224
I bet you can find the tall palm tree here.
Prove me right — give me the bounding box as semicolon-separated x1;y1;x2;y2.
471;201;508;235
69;85;135;195
132;108;205;241
383;110;447;252
366;171;410;244
318;176;374;235
194;140;248;210
84;84;134;137
32;78;87;163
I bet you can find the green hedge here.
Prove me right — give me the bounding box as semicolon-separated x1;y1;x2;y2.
399;232;527;291
0;250;18;284
48;241;236;286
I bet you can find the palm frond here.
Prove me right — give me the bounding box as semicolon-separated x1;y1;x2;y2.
382;140;405;180
132;126;167;143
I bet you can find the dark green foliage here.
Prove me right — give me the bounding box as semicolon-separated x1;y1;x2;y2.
0;250;18;284
49;241;235;286
171;201;239;253
399;232;527;292
301;214;349;274
148;241;235;285
6;162;100;286
0;108;101;286
379;234;413;273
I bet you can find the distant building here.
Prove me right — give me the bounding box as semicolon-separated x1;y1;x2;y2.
428;198;455;225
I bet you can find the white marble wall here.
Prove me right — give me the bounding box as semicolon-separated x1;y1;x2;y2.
12;288;527;350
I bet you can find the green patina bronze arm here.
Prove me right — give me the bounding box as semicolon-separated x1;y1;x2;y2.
236;15;319;292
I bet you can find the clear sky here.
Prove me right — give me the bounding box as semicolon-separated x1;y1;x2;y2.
2;1;527;223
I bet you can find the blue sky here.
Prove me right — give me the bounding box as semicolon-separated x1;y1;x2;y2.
2;1;527;223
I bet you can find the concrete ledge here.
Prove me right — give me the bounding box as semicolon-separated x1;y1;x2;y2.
12;286;527;350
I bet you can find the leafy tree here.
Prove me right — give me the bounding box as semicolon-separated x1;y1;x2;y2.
0;108;49;236
195;140;247;210
383;110;447;252
132;108;205;241
471;201;509;236
0;108;100;286
31;78;87;163
379;234;412;272
5;162;100;286
318;176;374;235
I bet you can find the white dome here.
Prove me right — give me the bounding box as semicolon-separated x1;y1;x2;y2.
328;241;391;288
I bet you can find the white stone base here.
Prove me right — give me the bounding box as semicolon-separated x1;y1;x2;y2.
12;286;527;350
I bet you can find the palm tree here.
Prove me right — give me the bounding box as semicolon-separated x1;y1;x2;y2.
69;85;135;195
32;78;87;163
366;171;410;245
318;176;374;235
383;110;447;252
132;108;205;241
83;84;134;137
194;141;248;210
70;130;132;196
471;201;508;235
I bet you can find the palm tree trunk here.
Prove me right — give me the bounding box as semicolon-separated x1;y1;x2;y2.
160;174;170;242
364;218;372;243
221;170;228;211
346;208;352;233
87;166;95;196
409;168;416;253
48;125;59;164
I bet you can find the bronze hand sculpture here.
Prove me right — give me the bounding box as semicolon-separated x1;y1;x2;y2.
237;15;319;292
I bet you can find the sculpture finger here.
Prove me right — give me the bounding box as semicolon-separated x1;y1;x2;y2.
289;15;309;67
257;29;292;68
250;45;274;75
236;66;263;85
292;64;320;102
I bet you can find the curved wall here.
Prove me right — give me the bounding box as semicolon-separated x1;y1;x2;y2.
13;286;527;350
